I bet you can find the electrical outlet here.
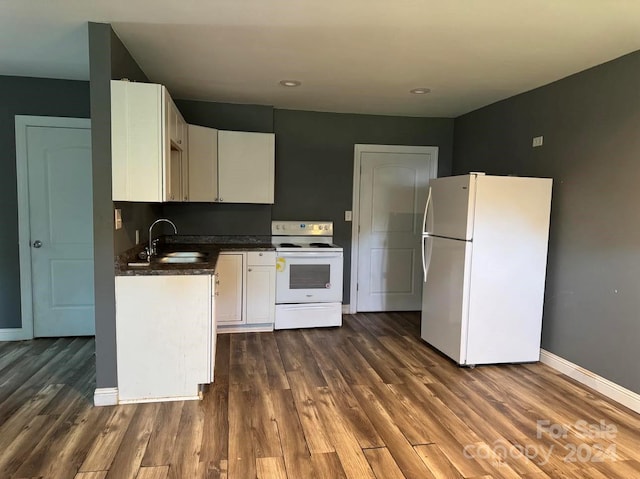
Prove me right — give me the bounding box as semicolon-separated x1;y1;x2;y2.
532;136;544;147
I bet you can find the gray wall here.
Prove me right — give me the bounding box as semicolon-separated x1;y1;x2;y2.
0;76;89;329
273;109;454;302
89;22;156;389
453;50;640;394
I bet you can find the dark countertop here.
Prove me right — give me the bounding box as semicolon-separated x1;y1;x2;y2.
115;235;275;276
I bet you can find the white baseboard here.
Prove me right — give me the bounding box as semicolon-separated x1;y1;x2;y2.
540;349;640;415
217;324;274;334
342;304;350;314
0;328;31;341
118;394;200;404
93;387;119;407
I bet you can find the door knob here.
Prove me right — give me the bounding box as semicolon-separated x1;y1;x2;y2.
33;240;42;248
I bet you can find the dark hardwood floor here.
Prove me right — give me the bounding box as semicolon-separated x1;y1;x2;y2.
1;312;639;478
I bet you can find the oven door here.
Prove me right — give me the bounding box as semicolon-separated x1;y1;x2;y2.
276;252;343;303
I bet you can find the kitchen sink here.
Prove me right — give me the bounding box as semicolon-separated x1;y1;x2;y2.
163;251;207;258
156;251;209;264
156;256;208;264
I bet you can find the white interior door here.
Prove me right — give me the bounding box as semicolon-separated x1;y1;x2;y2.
19;118;94;337
354;145;437;312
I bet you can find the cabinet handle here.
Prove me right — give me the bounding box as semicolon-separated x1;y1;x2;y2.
214;197;218;202
259;252;263;256
248;268;252;272
177;139;182;144
219;197;224;202
184;196;188;200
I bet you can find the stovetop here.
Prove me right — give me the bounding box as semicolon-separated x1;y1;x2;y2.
272;220;343;252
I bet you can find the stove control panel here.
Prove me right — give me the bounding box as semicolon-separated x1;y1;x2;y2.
272;221;333;236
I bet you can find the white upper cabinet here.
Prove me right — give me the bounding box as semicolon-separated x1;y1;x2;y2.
111;80;188;202
188;124;219;202
188;126;275;204
218;130;275;204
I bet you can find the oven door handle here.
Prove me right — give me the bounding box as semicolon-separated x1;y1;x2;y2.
277;252;343;258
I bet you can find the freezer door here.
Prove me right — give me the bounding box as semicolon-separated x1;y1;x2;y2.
424;174;476;240
420;236;472;364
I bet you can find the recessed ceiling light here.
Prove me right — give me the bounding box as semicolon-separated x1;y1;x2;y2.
410;88;431;94
279;80;302;87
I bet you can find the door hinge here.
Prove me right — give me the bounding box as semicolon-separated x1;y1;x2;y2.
357;283;359;291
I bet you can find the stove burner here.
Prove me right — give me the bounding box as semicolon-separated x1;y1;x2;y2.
279;243;301;248
310;243;333;248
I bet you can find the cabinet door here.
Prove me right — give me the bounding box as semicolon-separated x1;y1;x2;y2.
167;148;183;201
246;266;275;325
215;253;244;324
111;80;164;202
164;94;184;202
218;130;275;204
187;124;218;202
180;115;189;201
115;275;211;402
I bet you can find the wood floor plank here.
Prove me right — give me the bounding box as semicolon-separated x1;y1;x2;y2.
275;330;327;387
312;386;377;479
351;385;438;479
363;447;406;479
286;370;335;454
301;329;342;372
259;332;290;390
24;398;111;479
136;465;169;479
256;456;287;479
270;388;317;479
0;415;57;477
414;443;464;478
320;369;385;449
166;400;204;479
198;382;228;474
105;403;160;479
74;472;108;479
213;333;231;385
227;383;256;479
347;335;403;384
80;404;139;472
248;387;283;458
141;400;185;467
0;383;64;450
309;452;348;479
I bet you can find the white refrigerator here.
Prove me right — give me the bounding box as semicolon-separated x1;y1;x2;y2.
420;173;552;366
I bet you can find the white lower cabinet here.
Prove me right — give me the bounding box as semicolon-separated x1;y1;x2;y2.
115;274;215;403
214;253;244;323
216;251;275;332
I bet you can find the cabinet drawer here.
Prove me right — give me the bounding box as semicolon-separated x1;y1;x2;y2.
247;251;275;265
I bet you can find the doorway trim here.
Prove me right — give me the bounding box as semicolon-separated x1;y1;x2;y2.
349;144;438;314
4;115;92;341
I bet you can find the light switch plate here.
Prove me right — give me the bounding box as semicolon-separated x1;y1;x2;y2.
532;136;544;147
345;210;352;222
114;209;122;230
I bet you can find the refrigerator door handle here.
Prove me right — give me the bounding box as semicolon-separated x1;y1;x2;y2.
422;186;432;234
422;235;433;282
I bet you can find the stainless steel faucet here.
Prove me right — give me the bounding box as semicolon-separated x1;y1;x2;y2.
147;218;178;259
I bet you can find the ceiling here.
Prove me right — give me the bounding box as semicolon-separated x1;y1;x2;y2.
1;1;639;117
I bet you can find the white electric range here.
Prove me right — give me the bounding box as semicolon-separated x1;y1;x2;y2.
272;221;343;329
